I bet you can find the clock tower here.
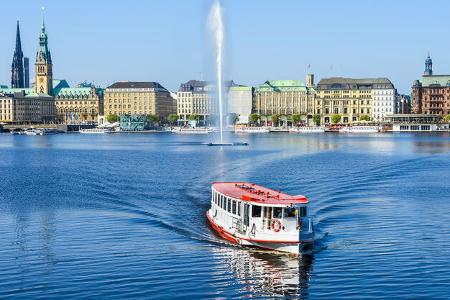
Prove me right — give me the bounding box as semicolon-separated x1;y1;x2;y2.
35;15;53;95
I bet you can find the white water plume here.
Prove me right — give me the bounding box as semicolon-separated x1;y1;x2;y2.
208;0;225;143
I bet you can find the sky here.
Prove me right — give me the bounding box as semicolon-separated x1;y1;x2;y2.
1;0;450;94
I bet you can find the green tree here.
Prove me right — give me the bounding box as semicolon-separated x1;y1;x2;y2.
271;114;280;126
444;114;450;123
291;114;301;125
168;114;178;125
106;114;119;123
147;114;159;124
313;114;321;126
188;114;199;121
249;113;260;125
360;114;371;121
331;114;342;124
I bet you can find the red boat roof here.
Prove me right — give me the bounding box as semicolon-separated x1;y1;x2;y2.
212;182;308;205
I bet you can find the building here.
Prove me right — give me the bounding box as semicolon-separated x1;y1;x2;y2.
54;80;104;123
35;18;53;96
177;80;216;125
0;94;14;122
24;57;30;88
104;82;175;120
0;91;54;123
119;115;150;131
412;55;450;117
396;94;411;114
11;21;25;88
316;77;394;124
371;80;396;121
0;19;56;123
227;85;253;124
385;114;448;132
254;79;315;125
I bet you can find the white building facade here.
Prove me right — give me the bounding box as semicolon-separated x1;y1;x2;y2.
227;86;253;124
371;80;396;121
177;80;216;125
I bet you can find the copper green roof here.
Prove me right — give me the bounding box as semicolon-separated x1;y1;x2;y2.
421;75;450;87
257;80;308;92
229;85;252;91
55;87;93;98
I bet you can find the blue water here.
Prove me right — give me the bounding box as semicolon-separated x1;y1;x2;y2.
0;132;449;299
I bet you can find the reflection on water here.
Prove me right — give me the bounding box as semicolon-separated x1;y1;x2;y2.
212;247;313;298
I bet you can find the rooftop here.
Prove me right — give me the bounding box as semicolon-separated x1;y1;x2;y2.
420;75;450;87
317;77;394;90
107;82;166;89
257;80;309;92
212;182;308;206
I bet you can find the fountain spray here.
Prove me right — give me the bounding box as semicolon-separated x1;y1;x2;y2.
208;0;224;143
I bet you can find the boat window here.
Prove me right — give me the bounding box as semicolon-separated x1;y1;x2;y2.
273;207;282;219
252;205;261;217
299;206;307;217
232;200;236;214
237;201;241;216
227;199;231;213
244;204;250;226
285;207;296;218
221;196;225;210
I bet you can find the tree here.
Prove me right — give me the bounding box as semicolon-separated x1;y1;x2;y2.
106;114;119;123
168;114;178;125
271;114;280;126
147;114;159;124
331;114;342;124
249;113;260;125
360;114;371;121
188;114;199;121
291;114;301;125
313;114;321;126
444;114;450;123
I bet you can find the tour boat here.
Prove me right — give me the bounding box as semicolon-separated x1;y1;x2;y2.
235;127;270;133
79;128;112;134
339;126;379;133
206;182;314;255
289;126;325;133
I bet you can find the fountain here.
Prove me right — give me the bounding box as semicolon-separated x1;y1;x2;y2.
207;0;248;147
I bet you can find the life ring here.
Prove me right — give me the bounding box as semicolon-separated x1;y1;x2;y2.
271;219;282;232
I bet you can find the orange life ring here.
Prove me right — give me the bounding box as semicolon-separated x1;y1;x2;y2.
271;219;282;232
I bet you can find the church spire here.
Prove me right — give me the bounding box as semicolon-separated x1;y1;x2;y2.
35;8;53;95
11;20;25;88
424;53;433;76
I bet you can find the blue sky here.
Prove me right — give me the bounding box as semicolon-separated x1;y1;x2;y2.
1;0;450;94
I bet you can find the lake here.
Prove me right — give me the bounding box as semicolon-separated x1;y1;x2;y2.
0;132;449;299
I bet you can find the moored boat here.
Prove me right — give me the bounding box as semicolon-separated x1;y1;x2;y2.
79;128;112;134
339;126;379;133
24;128;43;135
206;182;314;255
289;126;325;133
172;127;212;134
235;126;270;133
